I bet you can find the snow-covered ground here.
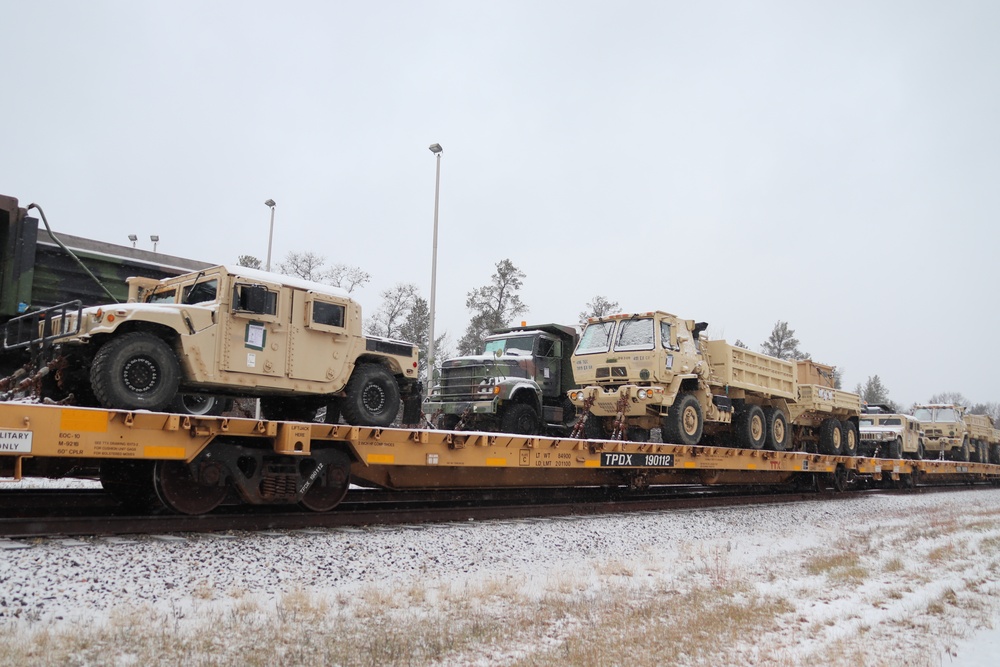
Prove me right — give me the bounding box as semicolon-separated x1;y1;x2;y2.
1;486;999;665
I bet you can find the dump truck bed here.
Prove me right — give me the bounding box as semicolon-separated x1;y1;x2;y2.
704;340;797;400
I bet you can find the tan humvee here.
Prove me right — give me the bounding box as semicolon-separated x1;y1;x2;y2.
8;265;420;426
567;311;861;454
858;405;924;459
913;404;998;463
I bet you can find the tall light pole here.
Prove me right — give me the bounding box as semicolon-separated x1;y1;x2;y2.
264;199;276;271
427;143;443;389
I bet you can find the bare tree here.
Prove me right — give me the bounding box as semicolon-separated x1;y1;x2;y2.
367;283;420;339
327;263;371;293
969;402;1000;427
733;339;749;349
579;296;621;322
457;259;527;355
760;321;809;360
928;392;971;407
278;251;327;282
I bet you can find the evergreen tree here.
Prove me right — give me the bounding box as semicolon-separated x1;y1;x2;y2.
457;259;527;355
760;321;808;360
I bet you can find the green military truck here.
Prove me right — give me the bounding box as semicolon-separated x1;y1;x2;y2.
423;323;579;435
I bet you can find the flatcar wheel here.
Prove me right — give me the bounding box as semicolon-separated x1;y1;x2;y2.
827;464;849;492
299;455;351;512
100;460;162;512
154;460;228;515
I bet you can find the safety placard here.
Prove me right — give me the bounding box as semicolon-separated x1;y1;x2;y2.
0;430;33;453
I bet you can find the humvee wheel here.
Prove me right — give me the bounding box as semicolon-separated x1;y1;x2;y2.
888;437;903;460
818;418;843;456
764;408;788;451
500;403;540;435
736;405;766;449
841;421;858;457
154;460;229;515
170;393;227;416
299;453;351;512
662;392;703;446
91;332;181;412
341;364;401;427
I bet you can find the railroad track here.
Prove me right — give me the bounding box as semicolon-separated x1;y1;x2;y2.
0;482;983;539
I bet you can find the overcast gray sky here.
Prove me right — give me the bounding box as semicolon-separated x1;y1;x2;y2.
3;1;999;407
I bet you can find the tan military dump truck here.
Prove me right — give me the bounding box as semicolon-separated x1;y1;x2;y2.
567;311;861;454
912;404;999;463
2;265;421;427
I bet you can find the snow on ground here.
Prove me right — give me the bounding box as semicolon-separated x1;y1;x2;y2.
1;487;999;665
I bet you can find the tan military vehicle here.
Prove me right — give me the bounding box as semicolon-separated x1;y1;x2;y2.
567;311;861;454
913;404;998;463
2;265;421;426
858;405;925;459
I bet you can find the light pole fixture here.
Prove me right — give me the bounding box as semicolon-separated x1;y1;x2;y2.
264;199;276;272
150;235;159;252
427;143;443;389
128;234;138;247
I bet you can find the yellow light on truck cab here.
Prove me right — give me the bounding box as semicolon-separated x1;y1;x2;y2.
107;314;115;322
493;386;500;395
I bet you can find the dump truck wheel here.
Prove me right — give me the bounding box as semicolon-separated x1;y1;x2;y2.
763;408;788;451
736;405;766;449
582;412;606;439
953;439;971;462
818;418;843;455
662;393;703;446
840;421;858;457
437;414;460;431
91;332;181;412
991;443;1000;465
341;364;401;427
500;403;539;435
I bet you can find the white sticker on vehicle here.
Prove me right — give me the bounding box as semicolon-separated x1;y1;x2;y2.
247;352;256;368
0;430;32;453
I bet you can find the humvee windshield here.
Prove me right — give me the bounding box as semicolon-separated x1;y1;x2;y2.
146;288;177;304
182;279;219;305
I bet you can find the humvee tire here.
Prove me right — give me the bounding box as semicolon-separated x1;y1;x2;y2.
341;364;401;427
91;332;181;412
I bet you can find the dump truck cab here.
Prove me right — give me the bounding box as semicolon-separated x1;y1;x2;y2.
424;323;578;435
